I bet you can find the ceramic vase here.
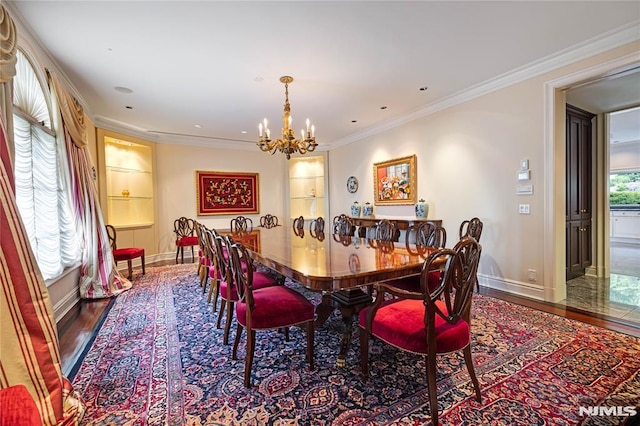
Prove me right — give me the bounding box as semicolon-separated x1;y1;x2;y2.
362;202;373;217
351;201;361;217
415;199;428;218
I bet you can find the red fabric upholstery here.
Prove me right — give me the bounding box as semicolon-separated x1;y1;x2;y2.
0;385;42;426
236;286;315;329
113;247;144;261
177;236;198;246
219;271;277;301
358;299;470;354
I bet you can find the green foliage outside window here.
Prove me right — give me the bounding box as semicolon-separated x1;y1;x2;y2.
610;191;640;205
610;172;640;205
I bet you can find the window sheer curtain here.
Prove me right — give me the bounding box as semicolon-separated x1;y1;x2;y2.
12;50;79;280
48;72;131;298
0;5;84;425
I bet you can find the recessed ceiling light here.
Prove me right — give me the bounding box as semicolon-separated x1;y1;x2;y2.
114;86;133;94
419;86;428;91
125;106;133;109
254;76;264;82
241;130;247;134
351;120;357;123
194;124;201;128
380;106;387;110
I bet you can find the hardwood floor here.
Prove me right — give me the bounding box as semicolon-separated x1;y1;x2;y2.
57;260;640;379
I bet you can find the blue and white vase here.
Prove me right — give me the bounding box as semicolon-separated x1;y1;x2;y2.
362;202;373;217
415;199;428;218
351;201;361;217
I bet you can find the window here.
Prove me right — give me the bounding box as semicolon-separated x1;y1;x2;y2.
12;49;79;280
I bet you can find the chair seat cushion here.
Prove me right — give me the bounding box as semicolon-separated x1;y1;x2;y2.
0;384;41;426
358;299;469;354
236;286;315;329
113;247;144;261
382;271;441;293
219;271;277;301
177;236;198;246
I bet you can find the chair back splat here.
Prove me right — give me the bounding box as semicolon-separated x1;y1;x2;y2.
230;216;253;233
459;217;483;291
359;236;482;425
259;214;279;229
106;224;145;280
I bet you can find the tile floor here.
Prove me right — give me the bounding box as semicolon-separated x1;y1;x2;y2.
561;242;640;325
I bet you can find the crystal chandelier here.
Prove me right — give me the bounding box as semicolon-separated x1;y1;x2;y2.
257;76;317;160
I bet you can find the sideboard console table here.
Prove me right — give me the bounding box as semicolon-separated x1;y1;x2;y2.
348;217;442;241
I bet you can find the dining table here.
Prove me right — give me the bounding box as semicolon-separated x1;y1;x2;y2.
219;225;437;367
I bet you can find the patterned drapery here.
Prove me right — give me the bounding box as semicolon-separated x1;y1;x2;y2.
48;72;131;298
0;5;84;424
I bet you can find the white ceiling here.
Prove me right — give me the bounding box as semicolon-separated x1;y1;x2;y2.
7;1;640;149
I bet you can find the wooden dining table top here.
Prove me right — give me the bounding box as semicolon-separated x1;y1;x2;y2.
219;226;436;293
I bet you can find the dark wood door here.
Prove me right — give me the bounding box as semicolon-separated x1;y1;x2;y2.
566;104;594;280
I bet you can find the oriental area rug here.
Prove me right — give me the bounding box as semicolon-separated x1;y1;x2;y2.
72;264;640;425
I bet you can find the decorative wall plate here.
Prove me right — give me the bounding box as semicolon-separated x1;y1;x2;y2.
347;176;358;193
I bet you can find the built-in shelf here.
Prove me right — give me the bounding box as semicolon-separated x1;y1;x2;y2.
288;155;327;221
104;137;154;227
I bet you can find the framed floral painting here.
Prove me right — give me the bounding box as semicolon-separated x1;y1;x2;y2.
196;171;259;215
373;155;417;205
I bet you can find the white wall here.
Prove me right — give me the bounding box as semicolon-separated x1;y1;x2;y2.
154;143;288;256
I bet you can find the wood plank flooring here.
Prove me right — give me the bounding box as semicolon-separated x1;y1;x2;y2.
57;260;640;378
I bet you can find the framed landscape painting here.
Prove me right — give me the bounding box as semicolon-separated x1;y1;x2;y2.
196;171;259;215
373;155;417;205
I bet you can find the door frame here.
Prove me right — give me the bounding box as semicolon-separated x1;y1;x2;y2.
543;52;640;303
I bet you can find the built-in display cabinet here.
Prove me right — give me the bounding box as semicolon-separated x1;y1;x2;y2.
97;129;157;257
288;155;328;223
105;139;154;226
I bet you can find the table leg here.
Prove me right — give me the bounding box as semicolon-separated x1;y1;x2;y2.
336;306;356;368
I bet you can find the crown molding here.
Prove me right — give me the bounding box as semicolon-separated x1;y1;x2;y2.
331;20;640;149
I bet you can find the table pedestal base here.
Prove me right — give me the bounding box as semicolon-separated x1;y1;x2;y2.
315;288;373;367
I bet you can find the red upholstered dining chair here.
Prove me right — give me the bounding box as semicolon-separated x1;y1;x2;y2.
459;217;483;291
259;214;279;228
174;217;199;264
106;224;145;280
214;234;279;345
359;236;482;425
230;216;253;233
228;240;315;387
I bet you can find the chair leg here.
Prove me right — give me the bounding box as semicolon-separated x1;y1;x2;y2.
201;268;208;294
141;254;145;275
191;246;195;263
223;301;234;345
244;329;256;387
284;327;290;341
217;300;226;328
360;327;370;378
306;321;314;371
127;260;133;280
426;353;439;425
181;246;185;264
208;279;219;307
232;323;243;360
463;346;482;402
175;247;180;264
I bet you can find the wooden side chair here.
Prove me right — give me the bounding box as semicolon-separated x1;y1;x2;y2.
214;235;278;345
293;215;305;237
230;216;253;233
174;217;198;263
228;240;315;388
332;214;354;237
259;214;279;228
359;236;483;425
106;224;145;280
374;218;398;241
310;216;325;239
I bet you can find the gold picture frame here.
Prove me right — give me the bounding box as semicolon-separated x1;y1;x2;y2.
373;155;417;205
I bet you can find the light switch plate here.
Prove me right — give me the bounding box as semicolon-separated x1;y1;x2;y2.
519;204;530;214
